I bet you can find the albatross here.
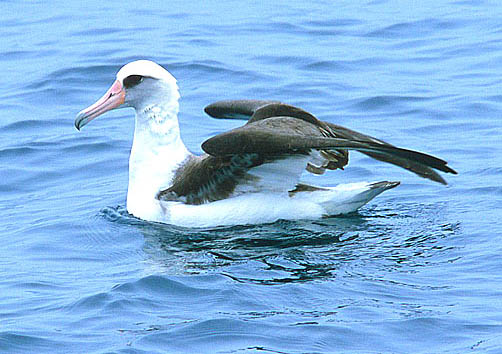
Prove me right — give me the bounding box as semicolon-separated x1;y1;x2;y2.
75;60;456;227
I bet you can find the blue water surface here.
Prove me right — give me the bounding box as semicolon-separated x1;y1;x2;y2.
1;0;502;353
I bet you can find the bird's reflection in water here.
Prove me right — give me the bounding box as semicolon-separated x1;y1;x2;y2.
101;203;460;285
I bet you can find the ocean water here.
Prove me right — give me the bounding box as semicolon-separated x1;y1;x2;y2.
1;0;502;353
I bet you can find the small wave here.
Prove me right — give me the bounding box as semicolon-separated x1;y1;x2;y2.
112;274;217;297
366;18;460;39
0;332;73;353
100;205;144;225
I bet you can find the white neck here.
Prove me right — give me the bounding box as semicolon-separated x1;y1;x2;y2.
126;95;191;220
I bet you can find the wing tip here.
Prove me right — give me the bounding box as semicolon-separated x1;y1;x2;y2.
445;165;458;175
204;100;282;120
369;181;401;191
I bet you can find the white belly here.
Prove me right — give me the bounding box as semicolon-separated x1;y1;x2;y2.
127;181;397;228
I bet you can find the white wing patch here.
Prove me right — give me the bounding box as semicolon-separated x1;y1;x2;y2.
234;155;309;194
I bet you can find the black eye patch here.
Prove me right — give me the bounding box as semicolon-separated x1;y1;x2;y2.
123;75;144;88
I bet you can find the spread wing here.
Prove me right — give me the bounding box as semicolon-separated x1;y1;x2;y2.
203;100;457;184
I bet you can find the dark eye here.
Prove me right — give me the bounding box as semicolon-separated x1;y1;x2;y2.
123;75;144;88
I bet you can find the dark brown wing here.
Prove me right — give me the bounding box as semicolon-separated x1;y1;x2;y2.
206;101;349;172
204;100;457;184
201;112;457;184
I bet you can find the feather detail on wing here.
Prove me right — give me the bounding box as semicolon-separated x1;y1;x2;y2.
203;100;457;184
157;154;264;204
